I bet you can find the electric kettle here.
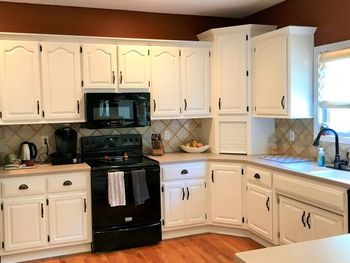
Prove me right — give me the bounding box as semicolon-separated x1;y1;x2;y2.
19;141;38;162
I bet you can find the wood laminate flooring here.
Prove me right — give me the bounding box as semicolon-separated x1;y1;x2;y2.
28;234;263;263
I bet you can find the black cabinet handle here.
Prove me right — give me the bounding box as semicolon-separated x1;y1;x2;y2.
181;169;188;175
63;180;72;186
181;188;185;200
301;211;306;227
112;71;115;84
84;198;87;213
266;197;270;211
77;100;80;114
218;98;222;110
37;101;40;114
281;96;285;109
19;184;28;190
306;212;311;229
184;99;187;111
186;187;190;200
254;173;261;179
120;71;123;84
41;203;44;218
211;170;214;183
153;100;156;112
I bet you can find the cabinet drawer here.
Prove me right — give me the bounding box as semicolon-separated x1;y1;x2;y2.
162;162;206;181
247;166;272;188
2;177;46;197
48;172;88;193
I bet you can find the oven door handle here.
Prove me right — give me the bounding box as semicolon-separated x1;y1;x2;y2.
112;222;161;232
107;168;160;174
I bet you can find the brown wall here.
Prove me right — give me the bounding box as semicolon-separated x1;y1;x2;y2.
0;2;238;40
244;0;350;46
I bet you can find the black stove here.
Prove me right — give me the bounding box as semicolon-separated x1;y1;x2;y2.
81;134;161;252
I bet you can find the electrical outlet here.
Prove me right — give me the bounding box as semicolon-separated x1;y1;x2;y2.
41;136;49;146
164;130;170;141
289;130;295;142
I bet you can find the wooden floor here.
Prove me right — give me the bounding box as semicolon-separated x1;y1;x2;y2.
28;234;263;263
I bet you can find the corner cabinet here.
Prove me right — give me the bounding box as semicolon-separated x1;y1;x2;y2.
252;26;316;118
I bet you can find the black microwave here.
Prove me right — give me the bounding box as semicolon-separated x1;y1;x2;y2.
84;93;151;129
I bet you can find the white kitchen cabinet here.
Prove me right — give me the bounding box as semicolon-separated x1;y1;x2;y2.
0;41;41;121
150;47;181;119
279;196;344;245
184;180;206;225
246;183;273;241
82;44;117;90
210;163;243;226
118;45;150;91
3;197;46;252
181;47;210;117
252;26;316;118
48;193;88;245
41;42;84;121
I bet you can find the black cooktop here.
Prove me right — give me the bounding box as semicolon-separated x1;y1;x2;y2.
85;156;159;171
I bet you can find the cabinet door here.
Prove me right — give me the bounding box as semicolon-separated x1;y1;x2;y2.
215;33;247;114
0;41;41;121
210;164;243;226
246;183;272;240
150;47;180;119
163;182;186;228
3;197;46;251
185;179;206;225
118;45;150;90
279;196;309;244
253;34;287;116
82;44;117;90
48;193;88;245
181;47;210;117
310;206;344;240
41;42;83;121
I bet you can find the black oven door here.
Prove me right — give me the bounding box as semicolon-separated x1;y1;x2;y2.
91;165;160;230
85;93;150;129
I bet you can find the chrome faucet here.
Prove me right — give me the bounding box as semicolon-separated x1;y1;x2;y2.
313;128;348;169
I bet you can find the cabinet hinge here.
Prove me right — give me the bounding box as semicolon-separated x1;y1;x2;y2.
1;203;3;211
148;49;150;56
241;168;244;175
81;80;84;87
42;110;45;118
246;35;248;41
205;213;207;220
47;235;50;242
209;106;211;113
246;186;248;191
46;199;49;206
204;182;207;188
39;44;42;52
253;47;256;52
80;46;83;53
246;70;249;77
254;106;257;111
277;197;280;204
242;217;245;223
179;50;181;56
2;241;4;249
179;107;182;114
209;51;211;57
162;219;165;226
148;81;151;87
161;185;164;192
246;106;249;112
0;111;2;119
278;232;280;238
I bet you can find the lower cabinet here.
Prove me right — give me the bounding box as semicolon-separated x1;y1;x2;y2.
163;179;206;229
246;183;272;240
279;196;344;244
209;164;243;226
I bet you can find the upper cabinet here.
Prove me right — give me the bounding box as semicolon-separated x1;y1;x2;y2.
41;42;84;121
118;45;150;91
82;44;117;90
0;41;42;121
252;26;317;118
150;47;181;119
181;47;210;117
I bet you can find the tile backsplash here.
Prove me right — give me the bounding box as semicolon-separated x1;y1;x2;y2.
0;119;202;164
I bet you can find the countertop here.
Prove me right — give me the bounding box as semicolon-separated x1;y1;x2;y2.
0;163;91;178
148;153;350;188
236;234;350;263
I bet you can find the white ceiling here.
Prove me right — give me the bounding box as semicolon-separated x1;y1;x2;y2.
0;0;285;18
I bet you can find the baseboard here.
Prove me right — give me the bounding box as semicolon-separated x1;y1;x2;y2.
1;243;91;263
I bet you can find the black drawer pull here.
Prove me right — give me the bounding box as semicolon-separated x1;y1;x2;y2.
266;197;270;211
181;169;188;175
18;184;28;190
181;188;185;200
306;212;311;229
186;187;190;200
84;199;87;213
301;211;306;227
63;180;72;186
254;173;261;179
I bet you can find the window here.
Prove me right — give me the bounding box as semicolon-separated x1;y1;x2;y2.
315;40;350;142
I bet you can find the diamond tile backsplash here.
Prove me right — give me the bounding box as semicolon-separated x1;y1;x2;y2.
0;119;202;165
275;119;350;163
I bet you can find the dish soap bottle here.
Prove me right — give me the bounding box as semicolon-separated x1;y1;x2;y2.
317;147;325;166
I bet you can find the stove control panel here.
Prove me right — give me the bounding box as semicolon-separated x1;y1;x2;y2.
81;134;142;152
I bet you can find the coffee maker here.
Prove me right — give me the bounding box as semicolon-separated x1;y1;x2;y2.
50;127;77;165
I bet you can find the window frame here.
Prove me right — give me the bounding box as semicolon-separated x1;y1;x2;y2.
314;39;350;144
